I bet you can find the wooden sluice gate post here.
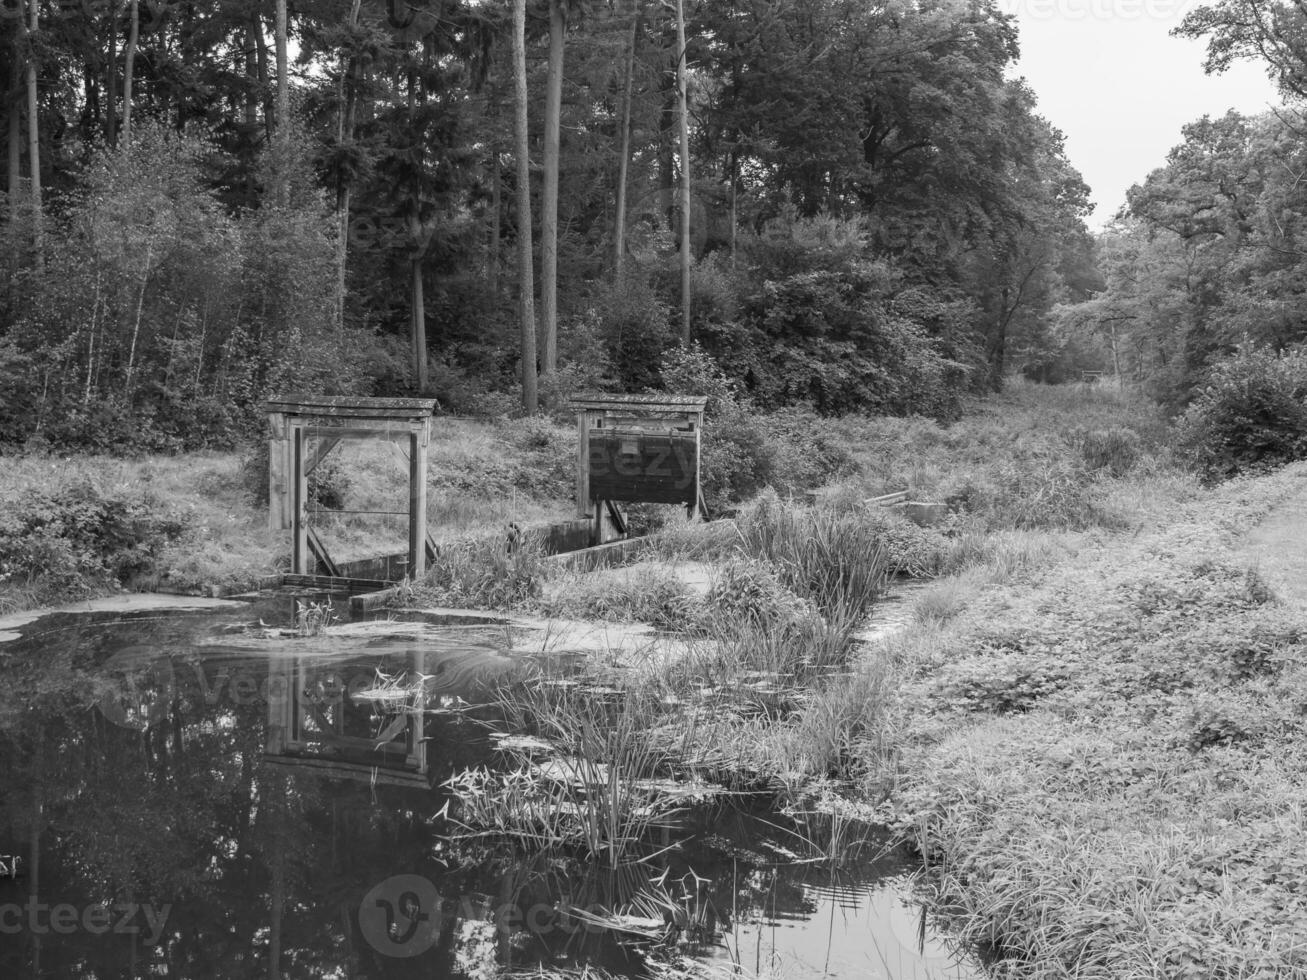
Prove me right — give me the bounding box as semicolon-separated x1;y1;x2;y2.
569;394;708;547
265;395;439;587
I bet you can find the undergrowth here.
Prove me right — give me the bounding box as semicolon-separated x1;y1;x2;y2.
883;464;1307;978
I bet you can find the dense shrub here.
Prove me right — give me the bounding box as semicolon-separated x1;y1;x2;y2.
0;478;190;598
1176;343;1307;481
0;123;372;452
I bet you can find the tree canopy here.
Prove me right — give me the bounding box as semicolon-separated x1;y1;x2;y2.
1;0;1093;448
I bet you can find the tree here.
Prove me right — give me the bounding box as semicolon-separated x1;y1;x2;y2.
1176;0;1307;99
513;0;538;411
674;0;690;342
121;0;139;143
540;0;566;388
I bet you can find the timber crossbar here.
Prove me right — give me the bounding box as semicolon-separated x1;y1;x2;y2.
266;395;439;581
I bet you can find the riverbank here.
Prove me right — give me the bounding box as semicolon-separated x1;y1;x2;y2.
882;464;1307;977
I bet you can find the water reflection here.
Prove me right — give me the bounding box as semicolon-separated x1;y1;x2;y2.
0;600;979;979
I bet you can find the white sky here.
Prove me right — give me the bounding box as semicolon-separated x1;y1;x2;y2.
1001;0;1282;224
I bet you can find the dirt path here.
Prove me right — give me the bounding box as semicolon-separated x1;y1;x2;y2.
1238;467;1307;606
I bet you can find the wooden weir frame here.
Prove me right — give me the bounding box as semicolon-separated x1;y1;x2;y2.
570;393;707;545
266;396;438;584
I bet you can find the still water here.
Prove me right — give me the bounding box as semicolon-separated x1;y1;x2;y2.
0;595;981;979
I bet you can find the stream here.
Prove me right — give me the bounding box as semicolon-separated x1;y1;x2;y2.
0;590;980;979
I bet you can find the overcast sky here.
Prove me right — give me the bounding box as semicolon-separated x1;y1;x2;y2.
1001;0;1282;225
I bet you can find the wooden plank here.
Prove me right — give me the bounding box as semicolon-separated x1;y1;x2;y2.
292;427;308;574
409;430;428;578
568;393;707;412
301;425;418;441
576;409;592;519
870;490;910;507
305;527;341;578
267;412;287;531
265;395;439;421
281;573;391;591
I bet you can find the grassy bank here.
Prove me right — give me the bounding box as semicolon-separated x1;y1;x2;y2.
873;465;1307;978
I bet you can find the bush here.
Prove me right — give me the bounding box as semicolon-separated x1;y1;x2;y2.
735;491;888;620
0;477;190;598
1176;343;1307;481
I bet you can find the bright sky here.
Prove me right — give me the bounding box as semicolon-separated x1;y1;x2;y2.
1001;0;1282;225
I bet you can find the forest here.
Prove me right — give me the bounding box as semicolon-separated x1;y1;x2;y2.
0;0;1108;450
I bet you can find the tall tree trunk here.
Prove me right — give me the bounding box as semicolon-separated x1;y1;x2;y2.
7;47;19;214
105;0;118;145
729;149;738;269
122;0;138;143
406;70;428;394
253;15;273;146
488;137;500;298
675;0;691;344
334;0;361;331
613;0;638;281
410;254;427;392
512;0;537;413
658;86;674;231
540;0;565;387
24;0;41;258
274;0;289;204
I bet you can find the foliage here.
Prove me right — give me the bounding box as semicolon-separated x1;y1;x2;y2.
889;466;1307;977
417;532;546;609
2;124;373;451
1176;343;1307;481
734;491;888;620
0;475;189;600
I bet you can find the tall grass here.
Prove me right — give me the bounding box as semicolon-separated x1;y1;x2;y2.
448;674;707;866
734;493;889;620
417;531;546;609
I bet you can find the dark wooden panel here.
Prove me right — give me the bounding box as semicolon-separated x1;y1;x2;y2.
589;432;697;504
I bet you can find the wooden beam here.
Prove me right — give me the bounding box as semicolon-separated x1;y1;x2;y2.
568;393;707;413
299;425;423;441
267;412;285;531
576;409;592;519
303;436;342;475
408;429;428;578
292;426;308;574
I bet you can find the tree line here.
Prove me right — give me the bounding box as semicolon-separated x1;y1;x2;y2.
1047;0;1307;412
0;0;1096;450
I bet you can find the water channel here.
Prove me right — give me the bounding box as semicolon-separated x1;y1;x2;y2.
0;592;981;979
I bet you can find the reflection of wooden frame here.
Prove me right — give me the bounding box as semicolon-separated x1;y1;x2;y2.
260;755;430;789
265;653;428;779
570;394;707;544
265;396;438;578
